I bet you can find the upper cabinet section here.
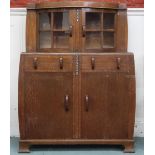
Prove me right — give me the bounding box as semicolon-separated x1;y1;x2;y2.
26;1;128;53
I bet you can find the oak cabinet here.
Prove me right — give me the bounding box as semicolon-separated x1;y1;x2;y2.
19;1;136;153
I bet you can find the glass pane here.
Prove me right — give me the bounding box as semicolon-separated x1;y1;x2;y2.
103;32;114;48
85;32;101;49
39;12;51;30
40;32;51;48
53;32;69;48
86;12;101;29
53;12;69;29
103;13;115;29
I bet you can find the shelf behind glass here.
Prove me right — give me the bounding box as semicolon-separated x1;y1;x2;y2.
53;32;69;48
85;32;102;49
39;12;51;31
103;32;114;48
103;13;115;29
86;12;101;30
53;12;69;30
39;32;52;49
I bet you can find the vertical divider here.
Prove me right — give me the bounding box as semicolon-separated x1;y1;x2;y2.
26;10;37;52
114;12;117;49
78;54;82;139
51;12;54;48
78;9;82;139
73;54;80;139
101;11;104;49
36;12;39;50
72;9;80;139
70;9;74;51
81;10;85;52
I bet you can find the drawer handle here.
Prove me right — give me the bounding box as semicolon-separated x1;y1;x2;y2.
91;57;95;70
65;25;73;37
85;95;89;112
33;57;38;69
64;95;69;112
82;25;86;37
59;57;63;70
116;57;121;70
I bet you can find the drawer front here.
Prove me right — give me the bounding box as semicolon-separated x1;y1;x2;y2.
23;55;73;72
81;54;135;74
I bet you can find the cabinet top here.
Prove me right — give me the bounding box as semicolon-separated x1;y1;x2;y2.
27;1;127;10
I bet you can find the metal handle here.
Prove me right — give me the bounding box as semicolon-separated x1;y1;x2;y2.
85;95;89;112
64;95;69;111
65;25;73;37
33;57;38;69
91;57;95;70
59;57;63;70
82;25;86;37
116;57;121;70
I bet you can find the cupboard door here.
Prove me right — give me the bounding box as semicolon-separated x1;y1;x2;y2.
24;72;73;139
81;72;135;139
38;10;74;52
81;9;116;52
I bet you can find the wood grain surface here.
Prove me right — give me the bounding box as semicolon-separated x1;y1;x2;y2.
10;0;144;8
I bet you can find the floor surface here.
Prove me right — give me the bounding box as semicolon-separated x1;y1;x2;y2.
10;137;144;155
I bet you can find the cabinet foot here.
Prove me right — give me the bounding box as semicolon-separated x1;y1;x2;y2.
19;142;30;153
124;142;135;153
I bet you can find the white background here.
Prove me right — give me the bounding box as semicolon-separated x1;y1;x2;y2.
2;1;155;155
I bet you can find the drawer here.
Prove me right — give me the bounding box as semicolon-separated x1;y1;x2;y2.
23;54;73;72
81;54;135;74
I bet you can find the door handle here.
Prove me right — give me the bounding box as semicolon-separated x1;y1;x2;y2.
33;57;38;69
85;95;89;112
91;57;95;70
59;57;63;70
82;25;86;37
65;25;73;37
64;95;69;112
116;57;121;70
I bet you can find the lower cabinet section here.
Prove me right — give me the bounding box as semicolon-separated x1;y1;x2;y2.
18;53;136;153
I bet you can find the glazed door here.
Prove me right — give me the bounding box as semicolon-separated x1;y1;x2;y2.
81;55;135;139
80;9;116;52
38;9;75;52
23;55;74;139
